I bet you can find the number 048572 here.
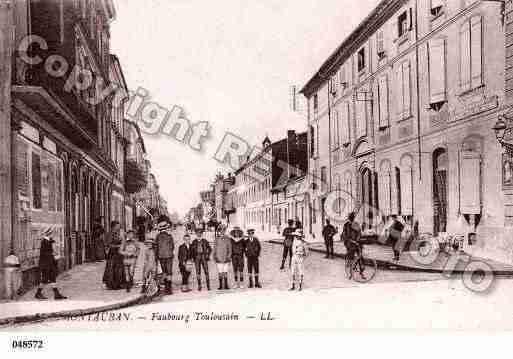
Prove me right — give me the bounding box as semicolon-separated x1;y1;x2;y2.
11;340;44;350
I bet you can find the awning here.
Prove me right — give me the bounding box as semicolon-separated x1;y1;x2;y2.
12;85;96;150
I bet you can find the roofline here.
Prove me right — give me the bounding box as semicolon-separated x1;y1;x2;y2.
300;0;406;97
110;54;129;93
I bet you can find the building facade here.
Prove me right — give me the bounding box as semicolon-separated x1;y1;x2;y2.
302;0;510;261
0;0;123;297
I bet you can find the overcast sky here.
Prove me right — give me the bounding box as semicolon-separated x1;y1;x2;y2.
110;0;379;216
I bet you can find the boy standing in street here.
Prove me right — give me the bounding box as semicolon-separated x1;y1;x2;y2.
280;219;295;270
35;227;67;300
178;234;194;292
246;228;262;288
290;229;308;291
156;220;175;295
191;229;212;291
230;227;246;289
120;230;140;292
214;224;232;290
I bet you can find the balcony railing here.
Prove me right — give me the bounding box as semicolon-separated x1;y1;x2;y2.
125;158;148;194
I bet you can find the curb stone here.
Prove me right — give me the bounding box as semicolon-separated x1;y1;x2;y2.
267;240;513;277
0;293;158;328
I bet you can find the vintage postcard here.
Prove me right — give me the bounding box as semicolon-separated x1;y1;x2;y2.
2;0;513;348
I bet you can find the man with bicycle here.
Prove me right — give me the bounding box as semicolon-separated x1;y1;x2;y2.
342;212;365;279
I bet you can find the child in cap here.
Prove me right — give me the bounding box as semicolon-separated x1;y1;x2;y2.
120;230;140;292
290;229;308;291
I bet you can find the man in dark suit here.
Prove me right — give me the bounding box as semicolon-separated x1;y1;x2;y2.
191;229;212;291
178;234;194;292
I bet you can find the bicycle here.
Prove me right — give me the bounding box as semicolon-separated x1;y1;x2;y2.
344;242;377;283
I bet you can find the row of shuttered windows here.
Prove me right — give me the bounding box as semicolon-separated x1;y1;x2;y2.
328;16;483;149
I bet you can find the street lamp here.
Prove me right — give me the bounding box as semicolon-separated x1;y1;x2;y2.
493;115;513;155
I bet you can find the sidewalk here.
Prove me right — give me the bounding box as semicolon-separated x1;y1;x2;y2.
268;238;513;275
0;243;152;328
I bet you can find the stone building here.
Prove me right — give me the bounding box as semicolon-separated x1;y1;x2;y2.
0;0;131;297
227;130;307;236
301;0;510;261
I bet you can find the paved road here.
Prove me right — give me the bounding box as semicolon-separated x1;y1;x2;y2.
6;226;462;330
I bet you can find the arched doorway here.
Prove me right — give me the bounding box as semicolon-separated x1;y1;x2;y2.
433;148;448;236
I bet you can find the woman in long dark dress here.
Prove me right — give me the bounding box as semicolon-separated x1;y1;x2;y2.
103;221;126;290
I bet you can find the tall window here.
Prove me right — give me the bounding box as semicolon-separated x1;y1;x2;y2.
357;47;366;72
331;109;340;150
398;11;409;37
460;16;482;92
395;61;411;119
431;0;444;17
378;74;390;128
377;30;385;59
32;152;42;209
341;101;350;145
428;38;446;109
321;166;327;192
355;97;367;138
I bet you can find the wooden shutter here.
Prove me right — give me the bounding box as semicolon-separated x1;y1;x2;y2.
460;20;471;92
377;31;384;55
395;66;403;116
378;75;389;128
460;151;481;214
470;16;482;88
341;102;350;144
16;137;30;198
428;38;446;104
400;167;413;215
56;161;63;212
335;109;340;148
402;61;411;118
356;98;367;138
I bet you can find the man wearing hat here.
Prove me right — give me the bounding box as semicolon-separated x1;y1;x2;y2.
156;220;175;295
230;227;246;289
213;223;232;290
191;228;212;291
280;219;296;270
246;228;262;288
35;227;67;300
290;229;308;291
178;234;194;292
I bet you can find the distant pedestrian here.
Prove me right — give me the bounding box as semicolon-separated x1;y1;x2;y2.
213;224;232;290
289;229;308;291
35;227;67;300
120;230;140;293
191;229;212;291
103;221;126;290
156;220;174;295
322;219;337;259
389;215;405;261
230;227;246;289
280;219;295;270
246;228;262;288
92;218;105;261
178;234;194;292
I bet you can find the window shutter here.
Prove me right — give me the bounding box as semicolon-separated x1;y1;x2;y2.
402;61;411;118
341;102;350;144
356;98;367;138
378;75;389;128
470;16;483;88
460;20;471;92
56;161;63;212
335;109;340;148
428;38;446;104
339;66;346;86
16;138;30;198
377;31;384;55
400;167;413;215
460;151;481;214
395;66;403;116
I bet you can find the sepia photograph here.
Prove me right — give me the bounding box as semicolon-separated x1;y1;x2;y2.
2;0;513;353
